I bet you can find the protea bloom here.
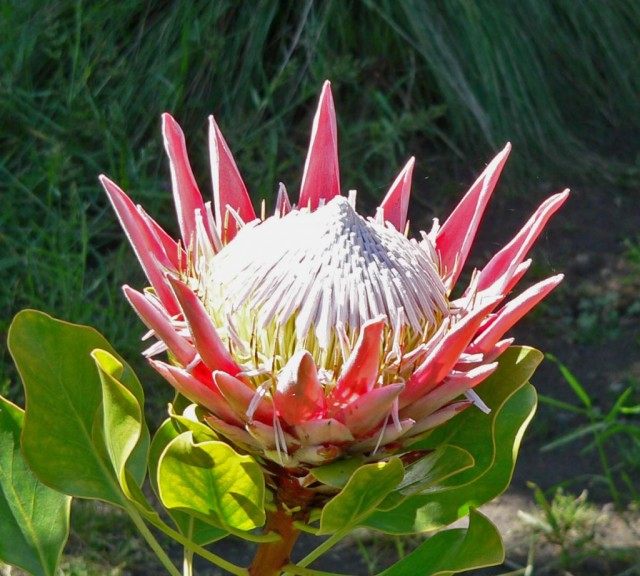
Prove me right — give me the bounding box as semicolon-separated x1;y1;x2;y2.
101;81;567;477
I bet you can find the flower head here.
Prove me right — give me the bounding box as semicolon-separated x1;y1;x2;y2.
101;81;567;472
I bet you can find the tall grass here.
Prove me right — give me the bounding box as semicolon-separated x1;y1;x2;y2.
1;0;638;388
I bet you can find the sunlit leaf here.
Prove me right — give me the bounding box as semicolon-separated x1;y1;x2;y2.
158;432;265;531
92;349;149;495
319;457;404;535
149;419;226;545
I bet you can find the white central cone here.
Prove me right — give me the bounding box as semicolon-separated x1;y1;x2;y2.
198;196;449;351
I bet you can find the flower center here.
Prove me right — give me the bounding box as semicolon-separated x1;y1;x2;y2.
189;196;449;375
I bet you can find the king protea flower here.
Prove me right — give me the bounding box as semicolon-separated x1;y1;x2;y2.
101;81;568;473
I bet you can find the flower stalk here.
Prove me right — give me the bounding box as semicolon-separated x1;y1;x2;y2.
249;504;300;576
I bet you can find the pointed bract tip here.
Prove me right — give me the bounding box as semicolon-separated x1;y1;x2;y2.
298;79;340;210
98;174;119;193
162;112;187;144
317;80;335;114
161;111;177;128
207;114;219;133
493;142;512;164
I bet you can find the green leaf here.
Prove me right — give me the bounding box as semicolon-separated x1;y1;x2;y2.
92;349;149;494
396;445;475;496
158;432;265;531
149;420;226;545
547;353;592;409
168;402;218;443
8;310;130;505
310;456;366;489
377;509;504;576
377;446;474;513
319;457;404;535
365;346;540;534
0;396;71;576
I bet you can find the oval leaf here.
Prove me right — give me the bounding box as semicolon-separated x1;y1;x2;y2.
377;509;503;576
365;346;540;533
7;310;139;505
149;420;226;545
377;445;475;512
92;349;149;495
310;456;366;489
158;432;265;531
319;457;404;535
0;396;71;576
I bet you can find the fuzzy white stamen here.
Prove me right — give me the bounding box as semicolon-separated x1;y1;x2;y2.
203;196;448;350
273;414;288;464
347;189;357;208
465;389;491;414
204;202;222;252
142;340;167;357
246;380;272;421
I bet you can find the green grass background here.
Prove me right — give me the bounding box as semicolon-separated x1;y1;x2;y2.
2;0;639;391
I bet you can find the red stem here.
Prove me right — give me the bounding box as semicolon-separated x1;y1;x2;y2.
249;504;300;576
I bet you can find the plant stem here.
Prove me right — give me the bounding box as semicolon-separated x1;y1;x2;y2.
127;506;182;576
183;548;194;576
142;511;249;576
249;504;301;576
296;532;344;568
592;418;621;506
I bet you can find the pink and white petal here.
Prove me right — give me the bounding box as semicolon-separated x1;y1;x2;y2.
101;176;179;315
208;115;256;244
246;420;297;450
150;360;241;425
482;338;514;363
162;113;208;247
212;371;274;424
502;258;532;295
476;190;569;293
379;157;415;232
204;415;261;450
400;362;497;420
298;81;340;211
136;205;182;270
401;297;501;405
166;276;242;375
294;418;355;445
123;285;194;365
332;316;386;402
405;401;471;438
351;419;415;452
471;274;563;354
274;350;326;426
436;143;511;290
293;445;343;466
339;383;405;437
